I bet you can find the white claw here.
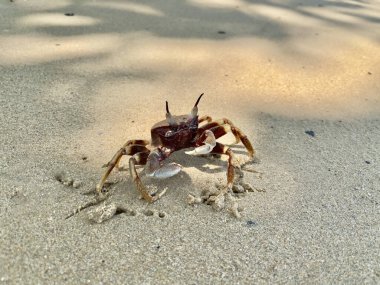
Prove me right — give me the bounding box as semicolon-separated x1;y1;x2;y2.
186;130;216;156
147;163;182;179
185;144;214;155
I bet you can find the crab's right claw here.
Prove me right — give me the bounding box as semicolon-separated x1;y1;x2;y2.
186;130;216;155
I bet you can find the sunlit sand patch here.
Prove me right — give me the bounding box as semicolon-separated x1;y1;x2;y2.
19;13;100;27
243;4;322;27
188;0;244;9
88;34;379;119
86;1;164;16
0;34;122;65
12;0;71;9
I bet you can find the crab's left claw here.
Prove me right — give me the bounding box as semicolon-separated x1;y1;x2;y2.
147;162;182;179
186;130;216;155
145;150;182;179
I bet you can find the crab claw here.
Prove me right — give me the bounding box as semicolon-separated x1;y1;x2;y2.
186;130;216;155
146;162;182;179
185;145;213;155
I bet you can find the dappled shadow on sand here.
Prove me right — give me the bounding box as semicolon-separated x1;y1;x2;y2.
6;0;380;40
1;0;379;123
2;0;380;64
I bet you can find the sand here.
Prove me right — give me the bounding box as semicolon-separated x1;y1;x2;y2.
1;0;379;284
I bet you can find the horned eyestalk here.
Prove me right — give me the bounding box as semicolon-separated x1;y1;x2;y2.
190;93;204;117
165;101;177;126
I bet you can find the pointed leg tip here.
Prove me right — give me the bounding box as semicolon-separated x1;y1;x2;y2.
147;190;166;203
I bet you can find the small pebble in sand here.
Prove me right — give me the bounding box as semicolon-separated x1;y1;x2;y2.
241;182;255;192
55;172;83;189
143;209;154;216
232;184;245;193
55;172;73;185
63;178;73;186
305;130;315;137
225;193;241;218
72;180;82;189
212;194;225;211
187;194;202;205
54;172;64;181
88;203;117;223
64;13;75;16
246;220;257;227
200;178;259;217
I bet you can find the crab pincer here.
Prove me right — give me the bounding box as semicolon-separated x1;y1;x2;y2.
146;162;182;179
144;148;182;179
185;130;216;155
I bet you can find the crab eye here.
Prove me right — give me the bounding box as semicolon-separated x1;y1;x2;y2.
165;130;175;137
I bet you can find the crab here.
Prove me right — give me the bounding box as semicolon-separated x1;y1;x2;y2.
95;93;255;206
66;94;256;219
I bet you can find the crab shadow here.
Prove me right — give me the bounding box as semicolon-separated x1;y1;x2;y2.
167;144;254;175
84;144;250;200
95;144;253;206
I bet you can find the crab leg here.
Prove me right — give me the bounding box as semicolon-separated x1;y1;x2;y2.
212;142;235;190
68;145;150;218
228;125;255;159
198;115;212;124
129;152;167;202
96;143;149;194
102;140;149;168
203;142;236;211
198;118;255;159
216;118;241;143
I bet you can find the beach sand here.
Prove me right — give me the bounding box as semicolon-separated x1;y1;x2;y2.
1;0;379;283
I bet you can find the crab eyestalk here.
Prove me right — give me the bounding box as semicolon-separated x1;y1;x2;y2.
165;101;177;126
190;93;204;118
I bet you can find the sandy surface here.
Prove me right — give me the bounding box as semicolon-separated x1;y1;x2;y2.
1;0;380;284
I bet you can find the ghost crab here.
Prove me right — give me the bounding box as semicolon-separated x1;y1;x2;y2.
96;93;255;207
